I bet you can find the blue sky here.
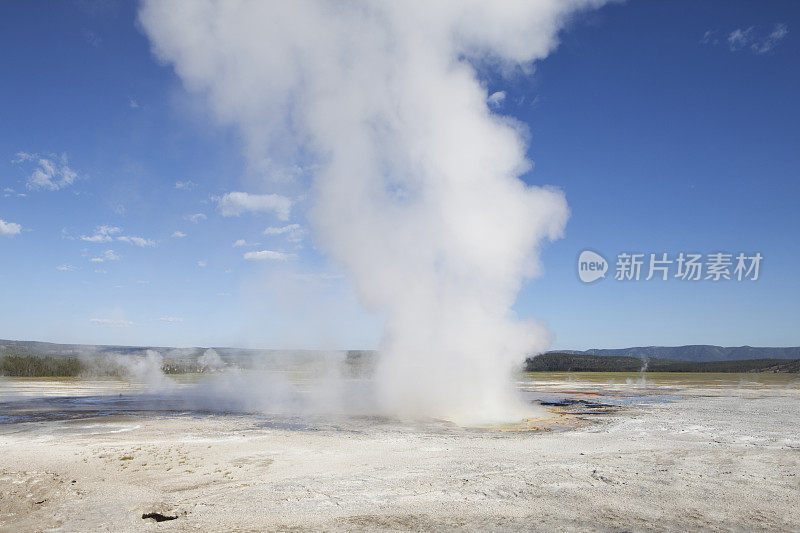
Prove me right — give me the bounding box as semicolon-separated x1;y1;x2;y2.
0;1;797;349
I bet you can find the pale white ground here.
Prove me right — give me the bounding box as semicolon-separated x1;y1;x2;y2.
1;376;799;532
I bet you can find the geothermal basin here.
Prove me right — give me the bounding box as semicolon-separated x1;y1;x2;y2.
1;368;799;531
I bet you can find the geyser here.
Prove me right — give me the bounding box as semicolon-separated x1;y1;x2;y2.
140;0;607;423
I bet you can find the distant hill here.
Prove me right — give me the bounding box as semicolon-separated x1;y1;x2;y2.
0;339;370;364
0;339;377;377
2;339;799;365
527;353;800;373
0;339;334;358
557;345;800;362
0;339;181;357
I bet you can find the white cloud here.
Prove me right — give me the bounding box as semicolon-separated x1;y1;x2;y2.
158;316;183;323
197;260;207;267
172;230;187;238
90;249;120;263
487;91;506;107
263;225;295;235
184;213;207;223
90;318;134;327
700;29;719;46
728;27;754;51
0;219;22;236
723;23;789;54
218;191;291;220
56;264;76;271
232;238;261;247
82;226;153;247
243;250;296;261
756;23;789;53
129;98;140;109
14;152;80;191
263;223;305;242
81;225;121;243
117;235;156;247
1;188;26;199
175;180;196;190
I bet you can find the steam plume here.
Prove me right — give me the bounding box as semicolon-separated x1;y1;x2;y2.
140;0;607;423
